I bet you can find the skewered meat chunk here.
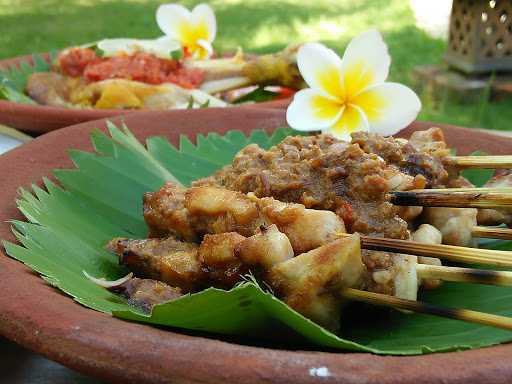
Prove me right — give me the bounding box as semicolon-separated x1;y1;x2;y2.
422;207;477;247
108;232;364;330
352;127;450;188
361;250;419;300
195;134;418;239
249;194;344;254
412;224;443;289
237;224;294;269
144;183;345;254
108;223;428;327
477;171;512;226
269;234;364;331
408;127;451;158
107;237;202;292
145;184;421;300
144;183;264;240
143;183;197;240
198;232;247;288
185;186;265;237
110;277;182;312
111;225;295;290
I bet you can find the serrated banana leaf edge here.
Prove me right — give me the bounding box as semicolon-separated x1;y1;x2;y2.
3;121;512;355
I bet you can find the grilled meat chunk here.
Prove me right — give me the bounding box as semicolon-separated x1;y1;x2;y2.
144;183;345;254
477;170;512;227
352;127;450;188
108;237;202;292
198;232;247;288
109;225;295;290
422;207;477;247
268;234;364;331
237;224;294;270
195;134;416;239
110;277;182;313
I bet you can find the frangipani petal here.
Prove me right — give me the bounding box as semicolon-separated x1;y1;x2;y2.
297;43;344;100
156;3;191;39
156;3;216;58
340;29;391;96
353;82;421;136
196;39;213;59
192;3;216;42
329;104;369;140
286;89;343;131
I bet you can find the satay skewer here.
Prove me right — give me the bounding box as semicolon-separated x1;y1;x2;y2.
336;233;512;268
106;232;512;332
389;190;512;209
472;226;512;240
416;264;512;286
342;288;512;331
443;155;512;169
421;187;512;193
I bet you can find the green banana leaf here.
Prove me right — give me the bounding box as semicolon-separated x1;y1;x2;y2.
4;122;512;355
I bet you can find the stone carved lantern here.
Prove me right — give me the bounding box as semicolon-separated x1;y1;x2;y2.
445;0;512;74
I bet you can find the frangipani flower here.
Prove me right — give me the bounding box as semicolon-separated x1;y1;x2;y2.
286;30;421;140
156;3;216;59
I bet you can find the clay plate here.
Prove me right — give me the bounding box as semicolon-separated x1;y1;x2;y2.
1;107;512;384
0;53;290;134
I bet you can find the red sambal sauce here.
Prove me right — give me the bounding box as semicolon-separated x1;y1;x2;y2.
58;48;204;89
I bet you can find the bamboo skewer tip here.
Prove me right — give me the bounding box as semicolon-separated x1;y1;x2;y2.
342;288;512;332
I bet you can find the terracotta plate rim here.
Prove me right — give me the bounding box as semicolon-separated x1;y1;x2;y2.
1;108;512;384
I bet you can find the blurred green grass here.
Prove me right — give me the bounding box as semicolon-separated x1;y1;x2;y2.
1;0;511;131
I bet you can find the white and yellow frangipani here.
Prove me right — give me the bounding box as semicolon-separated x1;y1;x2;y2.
156;3;216;59
286;30;421;140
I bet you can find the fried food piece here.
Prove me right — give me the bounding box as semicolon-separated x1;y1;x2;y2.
73;79;225;109
241;44;303;89
268;234;364;331
107;237;202;292
110;277;182;313
26;73;225;110
26;72;82;108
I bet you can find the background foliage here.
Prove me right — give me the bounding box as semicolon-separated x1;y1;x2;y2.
0;0;510;132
